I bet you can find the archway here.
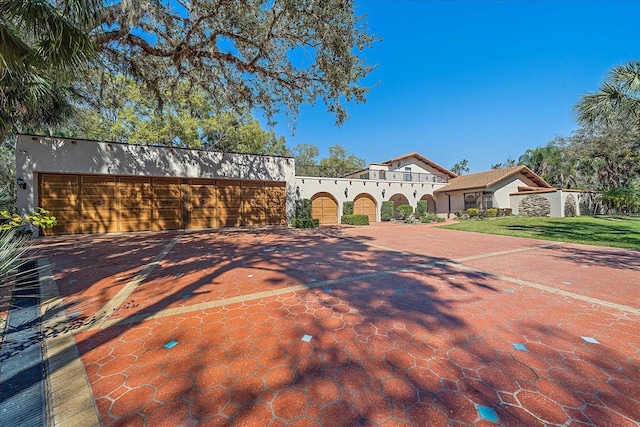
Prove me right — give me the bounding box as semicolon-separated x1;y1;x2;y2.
389;193;409;218
311;192;338;224
354;193;377;222
420;194;436;213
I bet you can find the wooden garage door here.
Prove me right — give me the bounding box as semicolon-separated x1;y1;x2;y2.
39;174;79;235
312;194;338;224
152;178;182;230
189;179;218;229
354;195;376;222
80;176;117;233
118;177;152;232
39;174;286;234
263;182;286;225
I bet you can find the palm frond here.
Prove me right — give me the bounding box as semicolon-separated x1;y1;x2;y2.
609;60;640;96
0;229;34;289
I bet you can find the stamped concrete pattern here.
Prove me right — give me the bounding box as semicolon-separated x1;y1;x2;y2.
36;224;639;426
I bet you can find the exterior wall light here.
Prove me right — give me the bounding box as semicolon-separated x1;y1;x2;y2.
17;177;26;189
296;186;300;198
344;188;348;198
413;190;417;198
382;189;386;198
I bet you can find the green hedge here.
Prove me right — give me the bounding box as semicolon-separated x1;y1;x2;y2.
397;204;413;220
416;200;428;218
291;218;319;228
381;201;394;221
295;199;312;219
486;208;498;217
341;214;369;225
343;201;354;215
466;208;480;218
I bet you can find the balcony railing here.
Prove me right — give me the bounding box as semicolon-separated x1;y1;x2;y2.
295;164;450;183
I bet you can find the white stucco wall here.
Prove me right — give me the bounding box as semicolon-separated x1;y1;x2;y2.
295;176;447;221
487;175;541;208
16;135;295;233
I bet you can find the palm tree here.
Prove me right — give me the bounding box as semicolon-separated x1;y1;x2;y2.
574;60;640;130
0;0;102;139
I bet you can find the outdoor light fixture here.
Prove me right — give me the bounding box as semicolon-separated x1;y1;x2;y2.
344;188;348;198
296;186;300;198
16;177;26;189
413;190;417;198
382;189;386;198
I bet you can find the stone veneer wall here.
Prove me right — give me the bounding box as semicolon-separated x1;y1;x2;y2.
564;194;577;217
518;195;551;217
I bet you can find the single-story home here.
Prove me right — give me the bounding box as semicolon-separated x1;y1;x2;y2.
15;136;598;236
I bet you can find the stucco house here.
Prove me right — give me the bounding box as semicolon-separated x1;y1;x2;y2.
15;136;596;236
432;165;553;213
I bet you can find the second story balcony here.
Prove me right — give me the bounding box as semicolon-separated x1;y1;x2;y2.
295;164;450;183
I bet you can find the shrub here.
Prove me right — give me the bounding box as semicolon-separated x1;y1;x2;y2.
291;218;319;228
416;200;428;218
341;214;369;225
397;204;413;220
294;199;312;219
381;201;394;221
434;216;446;222
486;208;498;218
421;213;439;223
497;208;512;217
466;208;480;218
342;201;354;215
453;210;465;219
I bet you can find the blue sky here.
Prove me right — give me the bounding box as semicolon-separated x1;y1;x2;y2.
267;0;639;173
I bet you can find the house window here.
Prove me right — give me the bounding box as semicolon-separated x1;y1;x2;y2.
379;170;386;180
359;173;369;180
482;193;493;209
464;193;478;210
404;167;412;182
464;192;493;210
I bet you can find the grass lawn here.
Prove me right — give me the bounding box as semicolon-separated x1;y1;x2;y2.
439;216;640;250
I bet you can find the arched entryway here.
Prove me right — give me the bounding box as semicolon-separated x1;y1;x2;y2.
420;194;436;213
311;192;339;224
389;193;409;218
353;193;377;222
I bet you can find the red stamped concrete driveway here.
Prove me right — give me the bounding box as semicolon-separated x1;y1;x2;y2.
37;223;639;426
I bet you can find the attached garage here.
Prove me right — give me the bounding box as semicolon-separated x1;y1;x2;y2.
353;194;376;222
39;173;286;235
311;193;338;224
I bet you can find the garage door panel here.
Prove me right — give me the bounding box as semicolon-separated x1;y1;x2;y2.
119;207;152;221
80;222;118;234
39;197;78;210
119;221;153;232
190;207;217;218
189;218;218;229
43;221;79;236
312;196;338;224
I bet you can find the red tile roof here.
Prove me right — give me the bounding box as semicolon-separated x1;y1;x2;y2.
433;165;553;193
381;152;458;178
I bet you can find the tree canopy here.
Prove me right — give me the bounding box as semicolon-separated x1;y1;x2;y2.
67;72;288;155
450;159;469;175
94;0;377;127
1;1;377;141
